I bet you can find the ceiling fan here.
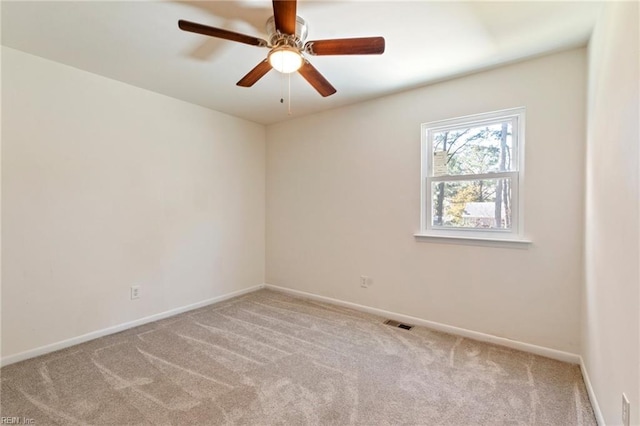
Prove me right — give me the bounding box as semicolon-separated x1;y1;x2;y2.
178;0;385;97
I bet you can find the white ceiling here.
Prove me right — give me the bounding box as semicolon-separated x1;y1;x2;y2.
2;1;603;125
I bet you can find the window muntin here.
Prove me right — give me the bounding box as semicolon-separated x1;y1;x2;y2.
421;108;524;239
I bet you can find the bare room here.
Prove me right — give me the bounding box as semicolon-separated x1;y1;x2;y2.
1;1;638;425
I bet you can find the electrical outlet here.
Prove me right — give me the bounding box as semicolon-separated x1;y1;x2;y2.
360;276;372;288
360;276;368;288
622;393;630;426
131;285;141;300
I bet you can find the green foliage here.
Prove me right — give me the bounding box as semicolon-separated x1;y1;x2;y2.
449;184;480;225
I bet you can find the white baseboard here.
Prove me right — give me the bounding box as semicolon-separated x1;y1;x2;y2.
0;284;265;367
580;356;605;425
3;282;582;370
264;284;581;364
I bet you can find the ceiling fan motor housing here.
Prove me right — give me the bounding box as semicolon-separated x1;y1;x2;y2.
266;15;308;48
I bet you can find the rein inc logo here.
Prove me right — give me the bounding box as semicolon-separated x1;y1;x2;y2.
1;418;35;425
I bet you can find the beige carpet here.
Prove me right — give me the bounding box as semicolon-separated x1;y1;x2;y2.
1;289;595;425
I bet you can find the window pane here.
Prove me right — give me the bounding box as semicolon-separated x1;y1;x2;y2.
431;121;514;176
431;178;513;229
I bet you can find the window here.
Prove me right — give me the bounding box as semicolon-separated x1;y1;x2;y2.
419;108;526;242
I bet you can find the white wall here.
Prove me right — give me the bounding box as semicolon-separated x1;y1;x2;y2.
267;49;586;354
583;2;640;424
1;47;265;359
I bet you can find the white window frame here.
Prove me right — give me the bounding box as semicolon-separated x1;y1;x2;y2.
417;107;529;244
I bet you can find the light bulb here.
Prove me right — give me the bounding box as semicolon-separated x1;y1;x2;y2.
268;46;303;74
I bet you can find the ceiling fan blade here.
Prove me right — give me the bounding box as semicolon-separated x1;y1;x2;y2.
272;0;297;35
178;20;268;47
305;37;385;55
237;60;273;87
298;60;336;97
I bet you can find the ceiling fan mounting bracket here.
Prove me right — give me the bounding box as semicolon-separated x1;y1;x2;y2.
304;42;316;55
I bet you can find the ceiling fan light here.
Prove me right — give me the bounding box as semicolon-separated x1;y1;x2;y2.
268;46;303;74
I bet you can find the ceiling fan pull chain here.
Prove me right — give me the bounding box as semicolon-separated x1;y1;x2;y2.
280;71;284;104
288;73;292;115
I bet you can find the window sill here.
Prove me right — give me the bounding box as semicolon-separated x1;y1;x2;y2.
414;233;532;248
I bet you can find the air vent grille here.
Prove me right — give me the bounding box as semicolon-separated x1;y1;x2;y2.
384;319;414;331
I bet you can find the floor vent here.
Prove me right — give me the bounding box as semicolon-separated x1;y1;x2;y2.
384;319;414;331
